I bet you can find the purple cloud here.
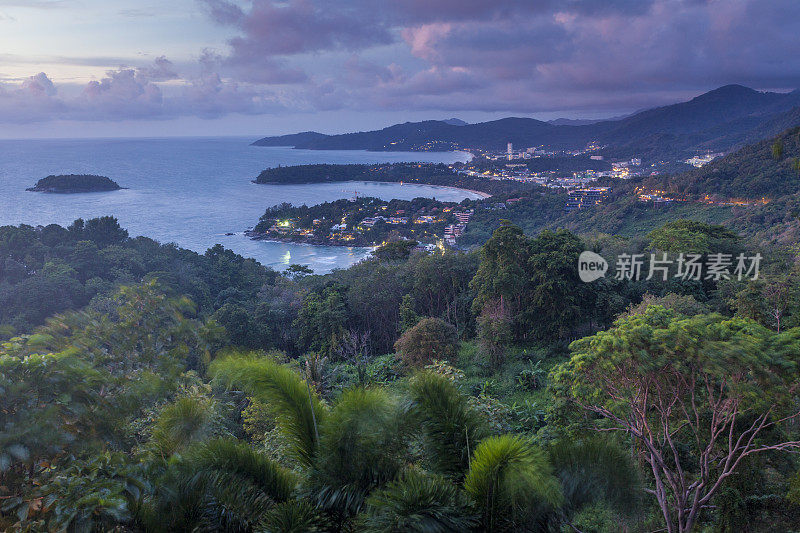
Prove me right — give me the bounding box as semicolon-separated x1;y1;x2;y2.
3;0;800;124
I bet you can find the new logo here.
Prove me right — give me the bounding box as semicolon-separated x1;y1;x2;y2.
578;251;608;282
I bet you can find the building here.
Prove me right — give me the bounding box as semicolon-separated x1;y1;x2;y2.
507;142;513;161
565;187;610;211
685;153;723;167
358;217;379;228
454;210;473;223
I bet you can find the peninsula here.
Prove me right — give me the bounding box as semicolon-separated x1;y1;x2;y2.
253;162;536;196
27;174;123;193
248;196;477;248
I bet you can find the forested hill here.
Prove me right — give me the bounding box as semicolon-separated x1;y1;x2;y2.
253;162;539;195
252;85;800;162
641;126;800;199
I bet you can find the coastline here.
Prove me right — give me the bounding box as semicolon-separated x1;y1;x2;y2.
254;179;492;199
246;230;377;250
413;182;491;199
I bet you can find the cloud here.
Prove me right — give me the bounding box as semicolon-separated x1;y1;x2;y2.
137;56;179;82
5;0;800;124
192;0;800;115
0;1;68;8
0;57;291;123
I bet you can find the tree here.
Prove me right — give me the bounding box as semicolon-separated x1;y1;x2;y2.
82;216;129;247
772;138;784;160
527;229;587;339
335;328;371;384
362;469;478;532
143;438;297;532
286;263;314;279
211;354;410;524
647;220;740;255
732;274;800;332
394;317;459;368
551;306;800;533
476;299;512;368
295;285;348;356
463;435;562;530
470;222;532;329
408;371;489;478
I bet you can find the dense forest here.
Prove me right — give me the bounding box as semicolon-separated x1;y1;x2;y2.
3;213;800;532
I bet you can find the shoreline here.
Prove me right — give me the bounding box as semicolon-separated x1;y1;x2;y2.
416;182;491;199
255;179;492;199
246;230;377;250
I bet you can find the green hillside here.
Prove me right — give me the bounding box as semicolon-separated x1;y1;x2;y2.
650;126;800;198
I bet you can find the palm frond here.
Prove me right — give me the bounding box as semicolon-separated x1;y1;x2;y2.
408;371;489;478
210;353;327;467
258;499;323;532
547;437;640;519
362;468;478;532
186;438;297;504
144;438;297;532
309;387;408;516
464;435;562;531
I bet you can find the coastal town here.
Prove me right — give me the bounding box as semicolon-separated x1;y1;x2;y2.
248;196;477;248
247;139;735;249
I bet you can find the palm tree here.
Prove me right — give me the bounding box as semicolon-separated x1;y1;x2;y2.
546;438;641;530
464;435;563;531
211;353;325;468
407;371;489;478
210;353;410;525
361;468;478;532
141;438;297;532
149;395;223;460
208;357;642;532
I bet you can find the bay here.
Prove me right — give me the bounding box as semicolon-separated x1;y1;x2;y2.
0;137;477;273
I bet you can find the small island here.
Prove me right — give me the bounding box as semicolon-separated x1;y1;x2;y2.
27;174;123;193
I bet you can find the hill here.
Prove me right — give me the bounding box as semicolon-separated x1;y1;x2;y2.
26;174;123;193
252;85;800;163
641;126;800;199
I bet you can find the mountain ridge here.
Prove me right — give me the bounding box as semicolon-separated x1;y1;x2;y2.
252;85;800;162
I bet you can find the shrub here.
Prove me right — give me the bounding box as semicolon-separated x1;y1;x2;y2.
394;317;459;368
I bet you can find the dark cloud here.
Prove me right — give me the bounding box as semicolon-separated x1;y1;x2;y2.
190;0;800;116
4;0;800;124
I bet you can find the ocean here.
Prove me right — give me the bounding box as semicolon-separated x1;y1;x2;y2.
0;137;476;273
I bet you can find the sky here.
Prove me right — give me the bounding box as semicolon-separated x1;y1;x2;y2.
2;0;800;138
